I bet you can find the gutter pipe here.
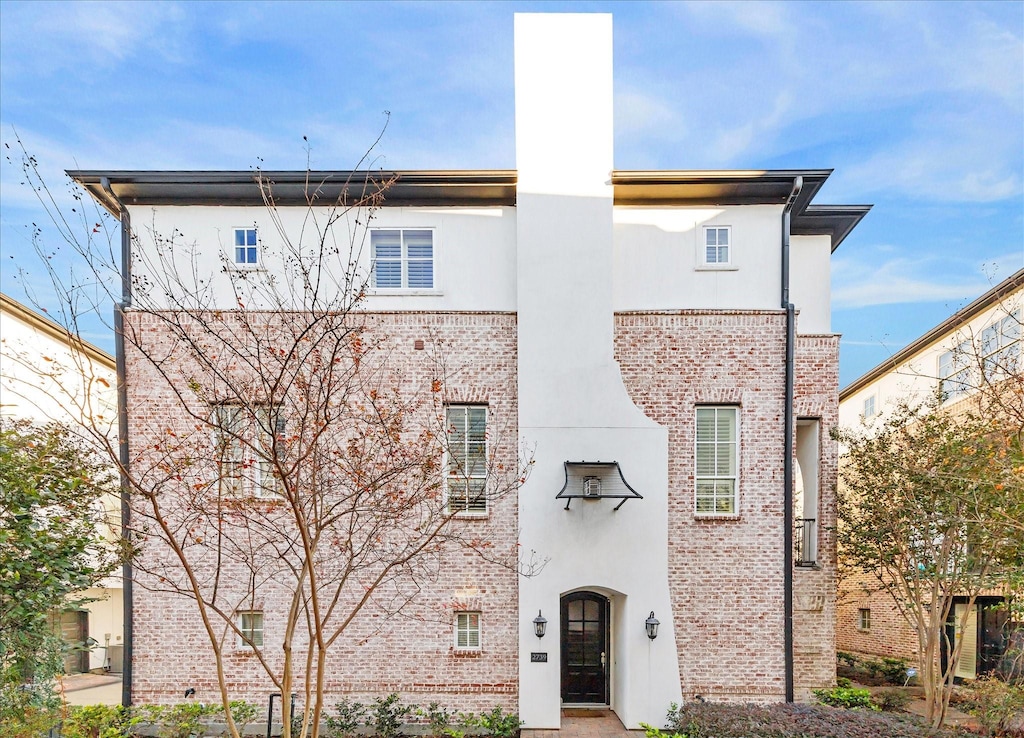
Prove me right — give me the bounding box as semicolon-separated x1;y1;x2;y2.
101;177;133;708
781;175;802;703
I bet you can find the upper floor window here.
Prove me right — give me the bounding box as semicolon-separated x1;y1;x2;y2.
237;610;264;648
695;406;738;515
938;341;971;401
454;611;481;650
981;309;1020;378
703;226;731;266
862;395;876;419
446;405;487;513
234;228;258;266
371;229;434;289
212;404;284;498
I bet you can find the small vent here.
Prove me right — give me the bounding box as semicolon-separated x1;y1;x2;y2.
583;476;602;498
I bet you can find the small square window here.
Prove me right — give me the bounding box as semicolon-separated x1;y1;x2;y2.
234;228;259;266
371;229;434;289
238;611;264;647
455;611;481;650
703;226;731;266
857;608;871;632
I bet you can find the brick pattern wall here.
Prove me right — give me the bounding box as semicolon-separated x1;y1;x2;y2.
125;310;520;710
614;312;837;702
836;571;921;661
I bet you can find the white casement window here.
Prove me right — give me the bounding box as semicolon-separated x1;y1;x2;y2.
938;341;972;401
454;611;481;650
446;405;487;513
237;611;264;648
371;229;434;289
981;309;1020;378
702;226;731;266
862;395;876;419
857;608;871;632
212;405;284;498
233;227;259;266
695;406;738;514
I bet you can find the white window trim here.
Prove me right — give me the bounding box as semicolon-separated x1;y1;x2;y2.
454;611;481;651
938;340;972;402
368;227;442;294
862;394;876;419
212;404;283;500
445;404;489;517
694;405;740;517
857;608;871;632
696;225;736;270
237;610;264;649
230;226;262;270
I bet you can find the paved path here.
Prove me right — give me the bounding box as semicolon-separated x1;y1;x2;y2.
522;710;641;738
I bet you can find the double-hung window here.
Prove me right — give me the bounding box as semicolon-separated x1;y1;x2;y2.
454;612;481;650
212;404;284;498
446;405;487;513
703;226;731;266
233;227;259;266
981;309;1020;378
237;611;264;648
371;229;434;289
938;341;971;401
695;406;738;514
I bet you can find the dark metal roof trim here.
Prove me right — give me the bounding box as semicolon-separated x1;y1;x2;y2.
555;460;643;511
840;267;1024;400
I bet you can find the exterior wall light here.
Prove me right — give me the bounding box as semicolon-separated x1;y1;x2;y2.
645;611;660;640
533;610;548;638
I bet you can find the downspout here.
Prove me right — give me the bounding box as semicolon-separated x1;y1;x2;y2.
781;175;802;703
102;177;133;708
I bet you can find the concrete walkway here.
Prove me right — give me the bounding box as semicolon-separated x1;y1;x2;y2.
522;710;641;738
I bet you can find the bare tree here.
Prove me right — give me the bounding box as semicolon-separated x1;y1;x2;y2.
7;135;533;738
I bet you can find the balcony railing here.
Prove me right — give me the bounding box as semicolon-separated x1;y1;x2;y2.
795;518;817;567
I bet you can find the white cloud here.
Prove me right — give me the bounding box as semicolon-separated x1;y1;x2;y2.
832;253;998;309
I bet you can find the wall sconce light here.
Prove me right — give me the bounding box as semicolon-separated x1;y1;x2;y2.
533;610;548;639
645;611;660;640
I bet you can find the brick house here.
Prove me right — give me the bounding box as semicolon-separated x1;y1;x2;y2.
836;268;1023;681
69;14;870;729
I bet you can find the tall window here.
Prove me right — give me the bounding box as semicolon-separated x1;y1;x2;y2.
212;404;284;498
862;395;876;419
237;611;264;648
454;612;481;650
695;406;738;514
857;608;871;632
446;405;487;513
703;226;731;266
371;229;434;289
981;309;1020;378
938;341;972;401
233;227;258;266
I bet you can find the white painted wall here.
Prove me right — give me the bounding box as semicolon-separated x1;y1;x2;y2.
790;234;832;335
838;286;1022;431
514;13;680;729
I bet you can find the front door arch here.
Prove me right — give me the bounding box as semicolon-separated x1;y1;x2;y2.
561;591;609;704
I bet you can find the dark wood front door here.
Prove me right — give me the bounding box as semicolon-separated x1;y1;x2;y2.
561;592;609;704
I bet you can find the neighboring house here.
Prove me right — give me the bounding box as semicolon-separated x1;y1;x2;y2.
68;15;869;728
0;293;125;680
837;268;1024;680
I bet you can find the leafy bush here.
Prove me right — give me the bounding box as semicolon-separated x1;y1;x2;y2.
62;704;135;738
873;689;911;712
836;676;853;688
960;676;1024;737
474;706;521;738
367;693;413;738
327;698;368;738
814;686;878;710
663;700;973;738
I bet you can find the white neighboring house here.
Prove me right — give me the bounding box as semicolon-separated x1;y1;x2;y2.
837;268;1023;679
0;293;124;683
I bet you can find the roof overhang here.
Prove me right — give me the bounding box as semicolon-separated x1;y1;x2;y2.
68;167;870;251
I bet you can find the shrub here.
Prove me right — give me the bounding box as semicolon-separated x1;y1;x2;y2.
474;707;522;738
873;689;911;712
62;704;135;738
879;657;910;684
814;686;878;710
836;676;853;688
368;693;413;738
327;698;368;738
960;676;1024;737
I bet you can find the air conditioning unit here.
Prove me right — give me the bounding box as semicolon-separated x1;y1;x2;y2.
583;476;602;498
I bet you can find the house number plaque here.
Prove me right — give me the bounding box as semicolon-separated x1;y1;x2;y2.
530;652;548;663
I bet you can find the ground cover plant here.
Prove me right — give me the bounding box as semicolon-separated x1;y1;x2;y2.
649;700;976;738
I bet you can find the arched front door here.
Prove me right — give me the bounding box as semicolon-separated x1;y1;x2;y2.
561;591;609;704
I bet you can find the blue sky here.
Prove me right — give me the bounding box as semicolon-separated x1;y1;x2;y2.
0;1;1021;388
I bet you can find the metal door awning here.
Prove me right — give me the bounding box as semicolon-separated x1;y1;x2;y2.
556;461;643;511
